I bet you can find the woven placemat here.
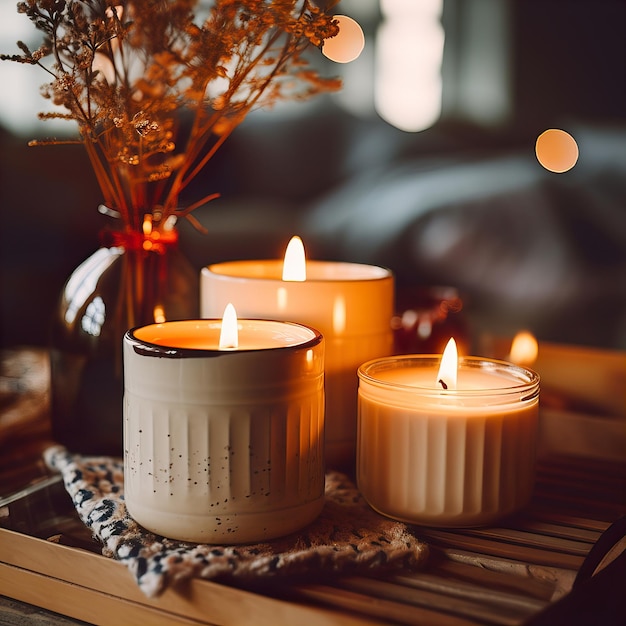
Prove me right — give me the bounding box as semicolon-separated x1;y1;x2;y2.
44;446;428;597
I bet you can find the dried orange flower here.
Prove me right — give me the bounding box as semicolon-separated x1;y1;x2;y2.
2;0;342;233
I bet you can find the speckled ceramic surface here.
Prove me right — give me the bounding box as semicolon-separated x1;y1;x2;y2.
123;320;326;543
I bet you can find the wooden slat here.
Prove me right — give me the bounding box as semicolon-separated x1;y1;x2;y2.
535;489;625;510
512;518;601;543
450;527;593;556
526;511;612;534
416;558;557;601
436;548;578;601
340;575;545;626
537;455;626;481
391;569;549;611
290;583;482;626
417;529;586;571
0;529;380;626
0;563;209;626
533;459;626;518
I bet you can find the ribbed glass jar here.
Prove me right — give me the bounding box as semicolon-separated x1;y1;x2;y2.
357;355;540;527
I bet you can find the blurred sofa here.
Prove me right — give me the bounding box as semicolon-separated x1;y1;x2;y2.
181;108;626;350
2;101;625;351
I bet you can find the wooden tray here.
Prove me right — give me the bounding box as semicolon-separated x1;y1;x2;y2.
2;455;624;626
1;346;625;625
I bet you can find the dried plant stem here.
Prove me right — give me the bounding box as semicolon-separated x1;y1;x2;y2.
3;0;342;234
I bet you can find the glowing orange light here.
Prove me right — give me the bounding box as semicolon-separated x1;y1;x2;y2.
142;214;153;236
436;337;457;390
535;129;579;173
332;295;346;334
322;15;365;64
282;236;306;282
153;304;166;324
508;331;538;366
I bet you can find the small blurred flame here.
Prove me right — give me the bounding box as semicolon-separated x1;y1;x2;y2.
332;295;346;334
508;331;538;366
282;236;306;282
153;304;166;324
142;214;153;236
436;337;457;390
219;303;238;350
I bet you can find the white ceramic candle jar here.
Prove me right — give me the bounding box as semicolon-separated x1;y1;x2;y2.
123;319;325;544
200;259;394;469
357;355;540;527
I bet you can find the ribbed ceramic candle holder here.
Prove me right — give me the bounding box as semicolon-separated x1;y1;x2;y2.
357;356;540;527
123;319;325;543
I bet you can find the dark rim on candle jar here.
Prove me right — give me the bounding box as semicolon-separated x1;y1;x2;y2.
126;319;323;359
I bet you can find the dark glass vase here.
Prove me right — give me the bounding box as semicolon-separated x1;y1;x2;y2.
49;229;198;456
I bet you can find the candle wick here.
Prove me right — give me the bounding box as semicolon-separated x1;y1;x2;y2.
438;379;448;390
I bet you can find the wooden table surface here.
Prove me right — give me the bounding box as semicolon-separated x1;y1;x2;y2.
1;347;625;625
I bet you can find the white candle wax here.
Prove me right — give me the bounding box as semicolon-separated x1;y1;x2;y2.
201;259;394;468
123;319;325;543
373;366;526;394
357;356;540;527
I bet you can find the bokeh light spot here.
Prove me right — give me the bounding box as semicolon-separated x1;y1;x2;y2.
535;129;579;173
322;15;365;64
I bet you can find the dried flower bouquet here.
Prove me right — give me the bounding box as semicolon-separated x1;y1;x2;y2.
2;0;342;235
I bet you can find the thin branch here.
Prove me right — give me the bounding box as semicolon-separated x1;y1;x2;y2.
2;0;342;232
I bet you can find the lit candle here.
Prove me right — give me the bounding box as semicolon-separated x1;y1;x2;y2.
200;236;395;468
123;307;325;543
357;339;540;527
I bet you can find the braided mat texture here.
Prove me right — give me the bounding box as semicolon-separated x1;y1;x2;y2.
45;446;428;597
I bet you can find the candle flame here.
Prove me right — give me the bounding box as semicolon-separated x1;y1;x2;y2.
282;236;306;282
508;331;538;366
219;303;238;349
436;337;457;390
153;304;166;324
142;214;153;236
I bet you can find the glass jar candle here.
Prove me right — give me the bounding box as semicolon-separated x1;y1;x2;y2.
357;355;540;527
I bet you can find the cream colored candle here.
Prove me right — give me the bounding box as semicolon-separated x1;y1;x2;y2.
200;241;394;469
357;350;539;527
123;316;325;543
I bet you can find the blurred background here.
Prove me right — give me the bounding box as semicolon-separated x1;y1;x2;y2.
1;0;625;351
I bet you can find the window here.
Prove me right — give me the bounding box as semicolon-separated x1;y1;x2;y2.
336;0;445;132
0;2;511;135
